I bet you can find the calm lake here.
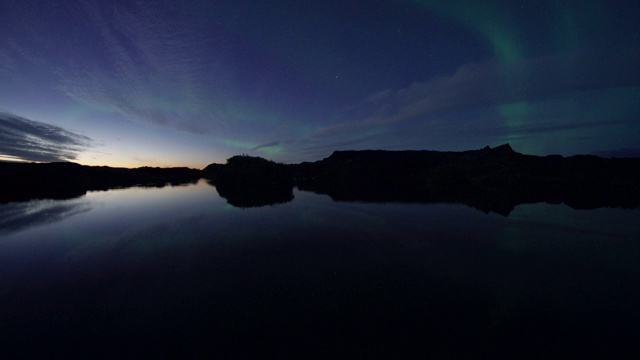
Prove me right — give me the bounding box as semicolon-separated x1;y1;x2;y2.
1;179;639;357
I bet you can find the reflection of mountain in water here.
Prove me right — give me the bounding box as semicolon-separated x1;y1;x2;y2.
293;145;640;216
205;155;294;208
204;144;640;215
213;181;294;208
0;162;201;204
296;183;551;216
4;144;639;214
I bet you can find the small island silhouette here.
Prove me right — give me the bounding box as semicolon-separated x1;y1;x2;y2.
206;155;294;208
3;144;639;214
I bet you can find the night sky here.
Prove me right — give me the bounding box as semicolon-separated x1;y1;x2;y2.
1;0;639;168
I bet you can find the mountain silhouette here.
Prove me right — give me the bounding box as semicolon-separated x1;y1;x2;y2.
291;144;640;215
4;144;639;214
204;144;640;214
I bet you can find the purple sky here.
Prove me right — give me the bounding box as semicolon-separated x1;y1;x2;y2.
1;0;639;168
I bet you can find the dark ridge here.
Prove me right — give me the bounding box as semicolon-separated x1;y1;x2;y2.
3;144;640;213
205;155;294;208
0;162;201;204
201;162;224;179
289;144;640;215
200;144;640;214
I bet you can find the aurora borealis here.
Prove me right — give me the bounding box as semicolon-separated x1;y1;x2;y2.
1;0;639;168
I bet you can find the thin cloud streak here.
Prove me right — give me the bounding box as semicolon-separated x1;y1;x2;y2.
0;113;94;162
311;49;640;140
56;0;232;134
276;49;640;161
251;141;280;151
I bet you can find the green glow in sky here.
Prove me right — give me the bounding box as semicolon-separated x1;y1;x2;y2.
410;0;531;145
498;102;529;128
410;0;524;64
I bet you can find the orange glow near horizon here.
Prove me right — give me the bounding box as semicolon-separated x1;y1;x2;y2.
74;152;223;170
75;158;207;170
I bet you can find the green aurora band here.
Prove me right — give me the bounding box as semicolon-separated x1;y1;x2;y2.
408;1;615;154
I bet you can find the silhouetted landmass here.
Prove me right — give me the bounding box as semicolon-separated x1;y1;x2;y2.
0;162;201;203
205;155;294;207
4;144;639;213
201;145;640;214
201;162;224;179
206;155;293;187
211;180;294;208
291;144;640;215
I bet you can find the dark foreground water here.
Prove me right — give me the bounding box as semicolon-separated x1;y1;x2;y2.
1;180;639;358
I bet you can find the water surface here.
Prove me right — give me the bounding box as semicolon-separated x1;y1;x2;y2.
1;179;639;357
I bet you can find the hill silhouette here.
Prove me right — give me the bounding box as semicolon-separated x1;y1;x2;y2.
291;144;640;214
3;145;639;214
203;144;640;214
0;162;201;203
205;155;294;207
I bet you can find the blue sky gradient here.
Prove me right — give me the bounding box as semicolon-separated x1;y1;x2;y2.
1;0;639;167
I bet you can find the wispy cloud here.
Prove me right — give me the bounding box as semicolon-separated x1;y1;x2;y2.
0;113;94;162
310;49;640;140
0;48;17;75
54;0;232;134
251;141;280;151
